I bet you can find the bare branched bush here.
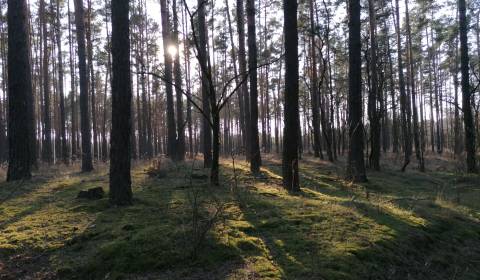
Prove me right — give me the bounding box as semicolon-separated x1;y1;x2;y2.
180;160;226;260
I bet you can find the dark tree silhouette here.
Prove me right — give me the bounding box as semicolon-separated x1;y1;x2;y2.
74;0;94;172
109;0;133;206
247;0;262;174
346;0;367;182
459;0;477;173
282;0;300;192
7;0;34;181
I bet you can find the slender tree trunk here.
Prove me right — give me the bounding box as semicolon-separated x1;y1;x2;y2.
40;0;53;164
86;0;98;161
405;0;424;171
237;0;251;161
74;0;93;172
309;0;322;158
173;0;185;161
198;0;212;167
247;0;262;174
159;0;177;161
68;0;78;159
367;0;381;171
394;0;411;172
55;0;68;164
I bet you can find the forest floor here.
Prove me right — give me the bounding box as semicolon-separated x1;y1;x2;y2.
0;153;479;280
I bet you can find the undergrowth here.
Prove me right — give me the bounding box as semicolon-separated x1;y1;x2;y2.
0;155;479;279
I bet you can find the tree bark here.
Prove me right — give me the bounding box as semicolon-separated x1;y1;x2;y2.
237;0;251;161
74;0;94;172
55;0;68;164
7;0;34;181
40;0;53;164
346;0;367;182
282;0;300;191
173;0;185;161
405;0;424;171
459;0;477;172
367;0;381;171
247;0;262;174
110;0;133;205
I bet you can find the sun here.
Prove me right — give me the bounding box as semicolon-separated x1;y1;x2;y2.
167;45;177;58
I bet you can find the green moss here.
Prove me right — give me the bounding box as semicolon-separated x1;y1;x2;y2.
1;158;480;279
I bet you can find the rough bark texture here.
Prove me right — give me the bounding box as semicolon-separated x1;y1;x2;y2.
247;0;262;174
459;0;477;173
198;0;212;168
346;0;367;182
7;0;34;181
236;0;251;161
109;0;133;205
74;0;94;172
282;0;300;192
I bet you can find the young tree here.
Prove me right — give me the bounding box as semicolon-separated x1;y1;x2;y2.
459;0;477;172
109;0;133;205
74;0;94;172
346;0;367;182
7;0;34;181
282;0;300;192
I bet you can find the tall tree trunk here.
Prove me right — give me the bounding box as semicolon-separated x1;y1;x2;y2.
237;0;251;161
459;0;477;172
247;0;262;174
160;0;177;161
55;0;68;164
197;0;212;167
225;0;244;150
282;0;300;191
367;0;380;171
173;0;185;161
86;0;98;161
110;0;132;206
40;0;53;164
346;0;367;182
7;0;34;181
182;5;194;157
309;0;322;158
405;0;424;171
74;0;93;172
68;0;78;159
394;0;411;172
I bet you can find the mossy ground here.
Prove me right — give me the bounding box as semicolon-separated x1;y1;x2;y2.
0;154;479;279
